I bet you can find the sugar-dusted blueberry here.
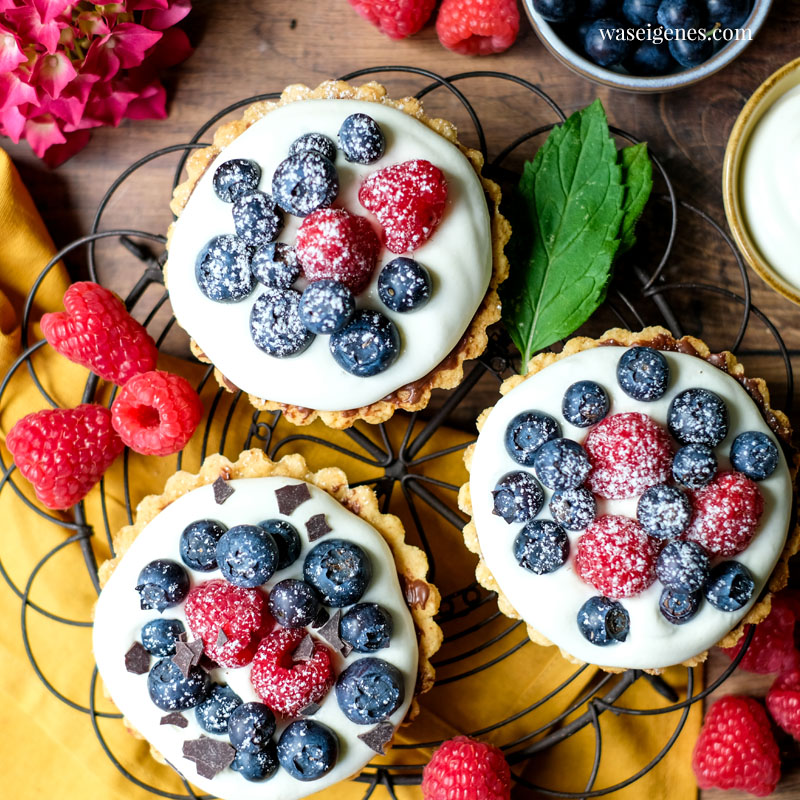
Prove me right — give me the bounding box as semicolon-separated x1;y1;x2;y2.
617;347;669;401
730;431;779;481
330;309;400;377
532;0;579;22
228;702;277;752
656;540;710;594
216;524;279;588
299;280;355;335
335;657;404;724
562;380;609;427
338;113;385;165
250;287;315;358
141;618;185;656
672;443;717;488
195;683;243;734
626;41;675;76
706;0;750;28
289;132;337;163
135;559;189;612
378;257;432;313
705;561;755;612
657;0;704;29
577;596;630;646
622;0;660;24
272;151;338;217
232;191;284;247
668;388;729;446
636;484;691;540
304;538;372;607
180;519;227;572
258;519;301;570
549;486;596;531
231;740;279;782
277;719;338;781
504;411;561;466
659;588;702;625
583;19;633;67
513;520;570;575
268;579;321;628
213;158;260;203
250;242;301;289
195;234;255;302
491;470;544;524
147;657;210;711
534;438;591;491
340;604;393;653
668;36;714;68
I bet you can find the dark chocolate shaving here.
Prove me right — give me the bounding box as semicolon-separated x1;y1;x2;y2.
124;642;151;675
312;607;330;629
358;721;395;755
340;642;353;658
172;639;203;678
183;736;235;779
318;609;345;652
213;475;235;505
293;633;315;662
275;482;311;515
299;701;320;716
305;513;332;542
160;712;188;728
216;628;228;647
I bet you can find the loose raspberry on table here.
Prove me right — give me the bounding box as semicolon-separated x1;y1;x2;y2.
348;0;437;39
686;471;764;557
295;208;381;294
692;695;780;797
766;669;800;741
111;370;203;457
40;282;158;386
436;0;520;56
6;404;124;510
184;580;274;668
421;735;511;800
250;628;335;717
359;159;448;254
584;412;674;500
576;515;657;598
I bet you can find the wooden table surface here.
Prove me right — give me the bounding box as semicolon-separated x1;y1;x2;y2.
4;0;800;797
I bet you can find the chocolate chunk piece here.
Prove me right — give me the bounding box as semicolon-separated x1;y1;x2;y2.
213;476;235;505
401;576;431;609
216;628;228;647
318;608;345;652
293;633;315;662
312;607;330;629
299;701;320;716
172;639;204;678
160;712;188;728
340;642;353;658
305;513;332;542
124;642;150;675
358;721;395;755
183;735;235;779
275;482;311;515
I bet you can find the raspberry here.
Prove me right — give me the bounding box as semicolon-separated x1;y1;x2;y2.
436;0;520;56
41;282;158;386
692;696;780;796
295;208;380;294
348;0;436;39
766;669;800;740
576;515;657;598
358;159;448;254
184;580;274;668
422;736;511;800
6;404;123;509
686;471;764;556
250;628;335;717
111;370;203;457
584;412;674;499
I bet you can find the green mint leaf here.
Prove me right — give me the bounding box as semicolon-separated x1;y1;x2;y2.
618;142;653;255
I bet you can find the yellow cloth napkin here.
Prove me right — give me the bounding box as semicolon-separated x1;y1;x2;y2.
0;149;702;800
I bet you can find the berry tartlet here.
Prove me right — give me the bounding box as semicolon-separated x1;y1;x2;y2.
94;450;441;798
459;327;799;671
165;80;509;429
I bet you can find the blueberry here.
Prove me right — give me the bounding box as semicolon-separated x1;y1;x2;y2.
268;579;321;628
583;19;633;67
534;438;591;491
216;524;279;588
330;309;400;377
513;520;570;575
636;484;691;540
228;702;277;752
549;486;596;531
626;41;675;75
586;0;619;17
179;519;227;571
504;411;561;466
195;684;242;734
659;588;702;624
304;538;372;607
213;158;260;203
147;657;210;711
577;596;630;646
378;257;432;313
730;431;779;481
232;191;284;247
258;519;302;570
250;288;315;358
231;741;279;782
335;657;404;724
656;540;710;593
657;0;704;28
672;443;717;488
668;388;729;446
622;0;660;24
704;561;755;611
299;280;355;334
668;36;714;68
289;132;337;163
340;604;393;653
562;380;609;427
250;242;301;288
141;618;185;656
616;347;669;401
135;559;189;612
491;470;544;524
532;0;580;22
195;234;255;302
272;151;338;217
277;720;338;781
706;0;750;28
338;114;385;165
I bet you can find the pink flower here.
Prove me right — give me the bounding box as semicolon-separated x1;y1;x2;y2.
31;49;76;98
0;23;26;71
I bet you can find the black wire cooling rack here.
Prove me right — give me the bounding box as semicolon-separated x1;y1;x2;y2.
1;66;791;800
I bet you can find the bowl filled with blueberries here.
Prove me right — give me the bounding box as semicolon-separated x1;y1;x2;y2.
523;0;771;91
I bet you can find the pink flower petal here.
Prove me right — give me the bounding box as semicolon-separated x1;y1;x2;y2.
31;0;74;24
23;113;66;158
82;83;138;127
4;6;66;54
31;51;77;99
123;78;166;120
0;25;27;72
0;104;28;142
145;25;192;69
66;71;101;103
82;34;120;81
143;0;192;31
0;71;38;112
42;128;91;167
76;10;111;37
124;0;170;10
43;91;87;127
110;21;162;69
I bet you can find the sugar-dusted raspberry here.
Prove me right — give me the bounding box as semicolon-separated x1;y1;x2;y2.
766;669;800;741
111;370;203;457
584;412;674;499
358;159;448;254
41;281;158;386
576;515;658;598
348;0;437;39
436;0;520;56
686;471;764;557
184;580;274;668
250;628;335;717
422;735;511;800
295;208;380;294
